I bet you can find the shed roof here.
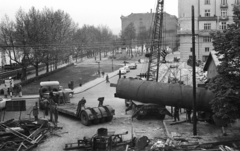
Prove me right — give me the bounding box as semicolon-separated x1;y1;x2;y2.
203;51;221;71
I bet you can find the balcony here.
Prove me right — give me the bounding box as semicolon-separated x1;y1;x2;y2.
219;16;229;21
198;15;217;21
220;3;228;8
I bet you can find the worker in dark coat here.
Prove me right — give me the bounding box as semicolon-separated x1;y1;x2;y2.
186;109;192;122
32;102;39;121
76;97;86;117
3;84;8;98
48;91;55;122
54;103;58;125
173;107;180;122
39;86;43;99
18;84;22;97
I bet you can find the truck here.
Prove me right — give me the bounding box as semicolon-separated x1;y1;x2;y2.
38;81;115;126
39;81;74;109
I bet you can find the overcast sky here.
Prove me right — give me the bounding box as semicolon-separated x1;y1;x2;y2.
0;0;178;35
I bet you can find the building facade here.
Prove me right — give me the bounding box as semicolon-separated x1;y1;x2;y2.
178;0;238;62
121;12;178;51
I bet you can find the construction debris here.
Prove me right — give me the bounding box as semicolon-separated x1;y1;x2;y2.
0;118;61;151
148;137;240;151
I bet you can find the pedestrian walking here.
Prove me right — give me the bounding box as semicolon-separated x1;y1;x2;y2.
101;71;105;77
18;84;22;97
106;74;110;83
3;84;8;98
173;107;180;122
32;102;39;121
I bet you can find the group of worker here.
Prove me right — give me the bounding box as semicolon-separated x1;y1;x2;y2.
173;107;192;123
38;88;60;126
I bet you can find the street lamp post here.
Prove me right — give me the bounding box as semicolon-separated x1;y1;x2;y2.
112;58;114;71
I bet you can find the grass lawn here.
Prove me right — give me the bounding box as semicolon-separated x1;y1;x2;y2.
22;63;122;95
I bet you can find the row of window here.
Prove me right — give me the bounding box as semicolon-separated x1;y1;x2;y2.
190;47;210;52
205;0;240;5
203;22;227;30
204;9;227;17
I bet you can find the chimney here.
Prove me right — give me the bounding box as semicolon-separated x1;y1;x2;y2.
150;9;152;13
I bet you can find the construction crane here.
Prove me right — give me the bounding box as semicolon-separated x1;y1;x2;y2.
146;0;166;82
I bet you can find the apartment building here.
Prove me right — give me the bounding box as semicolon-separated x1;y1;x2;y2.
121;12;178;51
178;0;238;62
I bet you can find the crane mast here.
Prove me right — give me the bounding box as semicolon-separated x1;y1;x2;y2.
147;0;165;81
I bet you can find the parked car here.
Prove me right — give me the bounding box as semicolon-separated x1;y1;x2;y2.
128;63;137;69
123;66;130;72
119;68;127;74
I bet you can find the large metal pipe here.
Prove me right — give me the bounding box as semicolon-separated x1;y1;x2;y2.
115;78;215;111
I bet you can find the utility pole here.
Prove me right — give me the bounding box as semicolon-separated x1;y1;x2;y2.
192;5;197;136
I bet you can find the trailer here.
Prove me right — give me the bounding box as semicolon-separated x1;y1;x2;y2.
125;99;172;120
57;97;115;126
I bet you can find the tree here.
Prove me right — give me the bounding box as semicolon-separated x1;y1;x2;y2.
121;22;136;56
207;6;240;122
137;26;151;55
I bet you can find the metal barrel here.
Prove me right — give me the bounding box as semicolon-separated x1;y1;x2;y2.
115;78;215;111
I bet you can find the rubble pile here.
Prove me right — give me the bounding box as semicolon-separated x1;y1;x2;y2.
0;118;57;151
148;137;240;151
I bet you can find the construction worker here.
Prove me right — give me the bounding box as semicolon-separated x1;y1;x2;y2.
39;86;43;99
76;97;86;117
32;102;39;121
186;109;192;122
9;84;13;98
98;97;104;107
58;91;64;104
54;103;58;125
48;91;55;122
18;84;22;97
173;107;180;122
3;84;8;98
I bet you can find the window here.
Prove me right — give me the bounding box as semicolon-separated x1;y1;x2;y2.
203;37;211;42
236;0;240;5
221;9;227;17
221;22;227;30
205;47;210;52
190;48;192;52
204;23;211;30
205;0;210;4
221;0;227;5
205;10;210;17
